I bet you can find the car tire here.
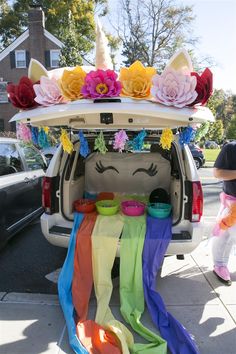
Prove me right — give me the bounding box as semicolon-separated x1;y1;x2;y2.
194;158;202;169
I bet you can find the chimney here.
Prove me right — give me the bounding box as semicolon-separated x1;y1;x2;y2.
28;5;45;63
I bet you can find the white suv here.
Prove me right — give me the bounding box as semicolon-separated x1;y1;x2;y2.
10;98;214;255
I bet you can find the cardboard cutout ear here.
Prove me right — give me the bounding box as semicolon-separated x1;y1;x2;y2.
166;49;193;73
96;19;113;70
28;59;49;82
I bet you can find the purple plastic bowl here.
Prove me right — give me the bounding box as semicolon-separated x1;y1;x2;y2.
121;200;146;216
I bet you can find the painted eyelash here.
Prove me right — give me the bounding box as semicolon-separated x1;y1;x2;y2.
95;161;119;174
132;163;158;176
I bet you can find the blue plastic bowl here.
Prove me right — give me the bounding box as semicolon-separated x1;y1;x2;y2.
147;202;172;219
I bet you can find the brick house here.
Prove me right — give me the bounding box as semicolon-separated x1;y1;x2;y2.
0;5;63;131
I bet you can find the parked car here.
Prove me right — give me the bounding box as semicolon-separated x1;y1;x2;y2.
189;143;205;169
0;137;47;249
10;97;214;256
41;145;58;164
205;140;220;149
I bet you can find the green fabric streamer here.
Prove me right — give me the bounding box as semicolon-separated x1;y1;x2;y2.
94;131;108;154
120;215;167;354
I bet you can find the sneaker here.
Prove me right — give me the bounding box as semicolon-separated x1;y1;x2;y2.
213;265;232;286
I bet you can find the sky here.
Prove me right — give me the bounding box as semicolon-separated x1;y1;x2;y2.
103;0;236;94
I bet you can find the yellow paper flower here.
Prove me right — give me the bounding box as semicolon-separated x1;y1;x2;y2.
43;126;49;135
60;67;86;100
60;129;73;154
160;128;173;150
119;61;156;99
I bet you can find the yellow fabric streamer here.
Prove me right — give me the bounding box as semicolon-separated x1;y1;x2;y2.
60;129;73;154
160;128;173;150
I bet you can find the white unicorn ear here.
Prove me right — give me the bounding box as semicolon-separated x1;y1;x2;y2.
28;59;49;82
166;49;193;73
96;19;113;70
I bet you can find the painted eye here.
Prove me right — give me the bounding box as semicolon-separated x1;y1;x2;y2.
95;161;119;174
132;163;158;176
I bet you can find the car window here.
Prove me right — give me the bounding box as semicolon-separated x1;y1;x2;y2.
0;143;24;176
19;143;46;171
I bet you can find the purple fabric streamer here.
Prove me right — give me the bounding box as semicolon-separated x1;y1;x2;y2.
143;215;199;354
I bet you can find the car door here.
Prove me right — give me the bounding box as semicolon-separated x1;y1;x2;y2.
18;142;47;213
0;141;33;243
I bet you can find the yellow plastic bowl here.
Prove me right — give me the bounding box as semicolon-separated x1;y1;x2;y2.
96;200;119;216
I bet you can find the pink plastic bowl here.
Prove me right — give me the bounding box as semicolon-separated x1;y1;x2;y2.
121;200;146;216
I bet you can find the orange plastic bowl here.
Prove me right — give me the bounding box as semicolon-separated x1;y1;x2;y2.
73;199;96;213
97;192;114;201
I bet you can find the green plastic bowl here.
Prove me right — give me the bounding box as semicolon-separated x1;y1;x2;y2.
96;199;119;216
147;202;172;219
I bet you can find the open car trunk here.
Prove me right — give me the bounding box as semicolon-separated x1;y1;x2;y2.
60;137;183;226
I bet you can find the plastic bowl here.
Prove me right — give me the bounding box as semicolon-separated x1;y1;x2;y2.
147;202;172;219
96;199;119;216
97;192;114;201
73;199;96;213
121;200;146;216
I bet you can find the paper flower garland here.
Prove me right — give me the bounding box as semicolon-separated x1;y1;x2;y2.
81;69;122;98
31;127;39;145
119;61;156;99
160;128;174;150
33;76;67;106
179;126;196;146
113;130;129;152
151;68;197;108
7;77;38;109
16;122;32;142
94;131;108;154
78;130;90;157
130;130;147;151
38;127;50;148
60;67;86;100
60;129;73;154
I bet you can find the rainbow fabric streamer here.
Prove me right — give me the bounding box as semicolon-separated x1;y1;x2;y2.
142;216;199;354
120;215;167;353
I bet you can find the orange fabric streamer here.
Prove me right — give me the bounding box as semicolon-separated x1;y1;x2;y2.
219;203;236;230
72;212;121;354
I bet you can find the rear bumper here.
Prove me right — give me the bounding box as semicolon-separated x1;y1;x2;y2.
41;213;204;255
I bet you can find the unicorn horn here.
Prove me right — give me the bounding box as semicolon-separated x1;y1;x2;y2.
96;19;113;70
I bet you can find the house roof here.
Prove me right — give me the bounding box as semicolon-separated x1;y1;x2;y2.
0;28;63;62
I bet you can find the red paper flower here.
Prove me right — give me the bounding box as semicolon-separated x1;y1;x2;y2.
7;76;38;109
189;68;213;106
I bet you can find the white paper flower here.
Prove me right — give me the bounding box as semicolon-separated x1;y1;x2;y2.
151;67;197;108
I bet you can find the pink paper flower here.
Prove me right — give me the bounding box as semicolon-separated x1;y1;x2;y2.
7;76;38;109
81;69;122;98
33;76;66;106
151;67;198;108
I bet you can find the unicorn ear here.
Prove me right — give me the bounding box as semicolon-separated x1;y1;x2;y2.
95;19;113;70
166;49;193;73
28;59;49;82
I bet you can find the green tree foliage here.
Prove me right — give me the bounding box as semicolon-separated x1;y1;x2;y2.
115;0;196;68
207;120;224;143
226;114;236;140
0;1;108;58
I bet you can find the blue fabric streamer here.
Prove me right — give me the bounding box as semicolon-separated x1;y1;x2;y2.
31;127;39;146
129;130;147;151
58;212;88;354
179;126;196;146
143;216;199;354
38;128;50;148
78;130;90;158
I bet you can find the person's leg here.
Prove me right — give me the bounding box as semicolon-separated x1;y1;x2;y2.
212;224;236;285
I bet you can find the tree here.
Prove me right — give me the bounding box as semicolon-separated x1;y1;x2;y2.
0;1;108;59
114;0;196;69
226;114;236;140
207;120;224;143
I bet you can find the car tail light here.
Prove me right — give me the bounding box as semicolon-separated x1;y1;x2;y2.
191;181;203;222
42;177;52;213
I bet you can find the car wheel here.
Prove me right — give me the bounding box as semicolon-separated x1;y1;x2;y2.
194;158;201;169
